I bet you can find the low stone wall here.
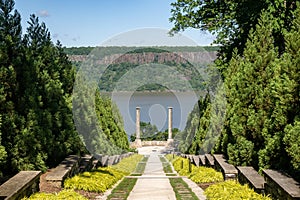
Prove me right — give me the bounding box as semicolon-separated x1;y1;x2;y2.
213;154;238;180
46;155;81;187
177;153;300;199
141;141;168;146
0;171;41;200
237;166;265;194
263;169;300;200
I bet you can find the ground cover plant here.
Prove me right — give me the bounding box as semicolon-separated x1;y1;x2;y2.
22;190;88;200
204;180;271;200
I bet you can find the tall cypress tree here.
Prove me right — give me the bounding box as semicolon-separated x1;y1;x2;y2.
0;0;23;174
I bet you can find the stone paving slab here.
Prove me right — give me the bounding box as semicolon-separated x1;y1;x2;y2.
127;149;207;200
128;178;176;200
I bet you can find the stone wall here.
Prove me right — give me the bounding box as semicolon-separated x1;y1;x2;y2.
0;171;41;200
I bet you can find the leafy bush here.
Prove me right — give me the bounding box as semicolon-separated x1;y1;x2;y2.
204;180;271;200
64;154;143;193
172;157;195;176
170;156;223;183
22;190;87;200
189;166;223;183
111;154;143;175
64;167;125;193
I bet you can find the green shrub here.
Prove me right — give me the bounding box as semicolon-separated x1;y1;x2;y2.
22;190;87;200
64;167;125;193
189;166;223;183
111;154;143;175
172;157;195;176
204;180;271;200
64;154;143;193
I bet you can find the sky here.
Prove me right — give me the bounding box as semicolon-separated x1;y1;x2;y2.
14;0;215;47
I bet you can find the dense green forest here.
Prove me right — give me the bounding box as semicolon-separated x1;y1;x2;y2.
63;46;219;56
0;0;128;178
98;60;205;92
172;0;300;180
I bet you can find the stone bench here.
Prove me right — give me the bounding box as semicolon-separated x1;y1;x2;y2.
237;166;265;194
46;155;80;187
213;154;238;180
0;171;41;200
79;155;94;173
199;155;206;166
263;169;300;200
192;155;200;166
205;154;214;167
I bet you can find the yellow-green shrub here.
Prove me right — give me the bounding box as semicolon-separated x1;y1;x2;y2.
64;167;125;193
205;180;271;200
22;190;87;200
64;154;142;193
165;154;177;162
189;166;223;183
172;157;196;176
111;154;143;174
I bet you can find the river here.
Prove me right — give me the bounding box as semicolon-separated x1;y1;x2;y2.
111;91;200;135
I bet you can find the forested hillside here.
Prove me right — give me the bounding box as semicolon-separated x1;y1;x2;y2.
0;0;128;178
172;1;300;180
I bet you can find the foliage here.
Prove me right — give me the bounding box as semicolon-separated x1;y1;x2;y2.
131;122;179;141
64;167;125;193
64;154;142;193
189;167;223;183
94;92;129;153
111;154;143;175
0;0;85;176
64;46;219;55
217;8;300;174
171;155;223;183
175;3;300;179
176;94;211;154
172;157;194;176
170;0;296;62
22;190;87;200
204;180;271;200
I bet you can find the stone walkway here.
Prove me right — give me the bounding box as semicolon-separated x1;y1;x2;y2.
127;152;176;200
127;147;206;200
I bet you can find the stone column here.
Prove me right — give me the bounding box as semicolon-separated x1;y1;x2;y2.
134;107;142;147
167;107;174;146
168;107;173;139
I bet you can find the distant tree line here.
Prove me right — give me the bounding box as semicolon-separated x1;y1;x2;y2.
130;121;179;141
63;46;219;56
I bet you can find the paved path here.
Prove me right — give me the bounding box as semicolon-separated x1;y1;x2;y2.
127;152;176;200
127;146;206;200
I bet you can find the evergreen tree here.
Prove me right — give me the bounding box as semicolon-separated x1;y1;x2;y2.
0;0;23;174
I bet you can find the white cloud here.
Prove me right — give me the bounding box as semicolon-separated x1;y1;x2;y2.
37;10;50;17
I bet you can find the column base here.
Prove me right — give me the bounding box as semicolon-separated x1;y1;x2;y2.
167;139;174;147
133;139;142;148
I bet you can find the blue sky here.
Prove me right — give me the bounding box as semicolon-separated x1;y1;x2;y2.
14;0;215;47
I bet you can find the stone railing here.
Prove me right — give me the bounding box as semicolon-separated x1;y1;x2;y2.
141;141;168;146
0;171;41;200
